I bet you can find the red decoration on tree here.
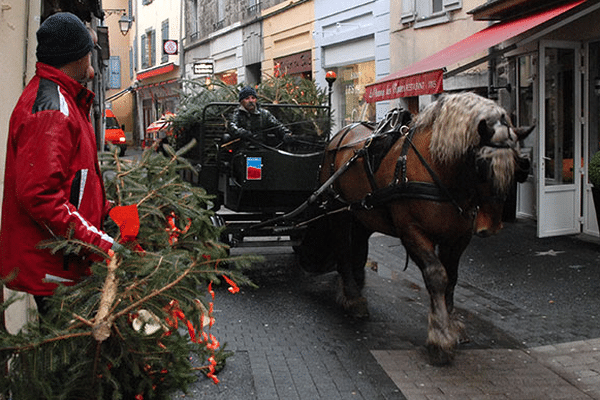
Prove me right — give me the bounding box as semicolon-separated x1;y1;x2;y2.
109;204;140;241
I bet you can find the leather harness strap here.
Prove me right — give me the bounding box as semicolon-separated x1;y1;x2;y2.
348;126;467;216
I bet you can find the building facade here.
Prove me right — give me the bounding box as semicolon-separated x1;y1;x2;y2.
103;0;136;145
367;0;600;239
473;0;600;238
182;0;289;88
134;0;182;146
313;0;390;129
182;0;390;133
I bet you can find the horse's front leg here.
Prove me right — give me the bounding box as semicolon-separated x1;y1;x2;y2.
439;239;472;345
402;231;459;365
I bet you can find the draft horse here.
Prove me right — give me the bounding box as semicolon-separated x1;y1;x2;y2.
298;92;533;365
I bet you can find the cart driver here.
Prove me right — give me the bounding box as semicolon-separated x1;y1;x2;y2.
227;86;293;146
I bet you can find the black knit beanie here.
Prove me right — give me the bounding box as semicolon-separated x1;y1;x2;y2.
36;12;93;67
239;86;257;102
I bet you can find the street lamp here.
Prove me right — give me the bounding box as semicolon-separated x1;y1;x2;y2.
104;9;135;36
118;14;134;36
325;71;337;139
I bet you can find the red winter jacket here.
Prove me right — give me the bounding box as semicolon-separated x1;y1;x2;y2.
0;63;115;296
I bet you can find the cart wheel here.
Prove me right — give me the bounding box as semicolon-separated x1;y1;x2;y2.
295;218;337;274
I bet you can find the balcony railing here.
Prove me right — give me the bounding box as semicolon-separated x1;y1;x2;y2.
244;2;261;18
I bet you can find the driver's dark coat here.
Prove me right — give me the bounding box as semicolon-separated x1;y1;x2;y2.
228;105;290;143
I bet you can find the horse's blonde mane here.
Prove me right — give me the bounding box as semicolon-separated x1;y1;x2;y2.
415;92;507;164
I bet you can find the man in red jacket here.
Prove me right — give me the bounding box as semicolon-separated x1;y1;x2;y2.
0;12;118;315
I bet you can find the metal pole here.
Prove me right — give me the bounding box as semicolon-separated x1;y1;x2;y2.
325;71;337;140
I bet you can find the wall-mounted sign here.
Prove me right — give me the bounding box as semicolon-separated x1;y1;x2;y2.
163;40;178;56
193;60;214;76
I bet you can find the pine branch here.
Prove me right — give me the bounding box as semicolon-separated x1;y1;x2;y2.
111;258;200;322
1;331;92;352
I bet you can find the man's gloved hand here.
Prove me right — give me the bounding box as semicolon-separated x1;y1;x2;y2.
239;129;253;139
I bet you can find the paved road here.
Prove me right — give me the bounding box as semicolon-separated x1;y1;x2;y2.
172;218;600;399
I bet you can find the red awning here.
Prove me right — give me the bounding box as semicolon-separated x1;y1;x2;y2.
364;0;586;102
137;63;176;81
146;112;176;134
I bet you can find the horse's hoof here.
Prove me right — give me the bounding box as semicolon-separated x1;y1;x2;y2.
458;334;471;345
426;343;455;366
346;297;370;319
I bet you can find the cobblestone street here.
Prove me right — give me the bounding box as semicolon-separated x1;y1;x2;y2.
177;219;600;399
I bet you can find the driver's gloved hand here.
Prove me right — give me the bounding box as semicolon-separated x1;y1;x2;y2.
239;129;252;139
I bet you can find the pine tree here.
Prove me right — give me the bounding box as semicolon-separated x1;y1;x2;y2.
173;74;332;147
0;143;257;400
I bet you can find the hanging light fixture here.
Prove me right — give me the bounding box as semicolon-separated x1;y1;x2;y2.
118;14;134;36
104;9;135;36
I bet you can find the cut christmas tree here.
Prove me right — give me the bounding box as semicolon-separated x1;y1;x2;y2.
0;143;257;400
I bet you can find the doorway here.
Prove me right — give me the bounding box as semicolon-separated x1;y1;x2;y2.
583;40;600;235
536;41;582;237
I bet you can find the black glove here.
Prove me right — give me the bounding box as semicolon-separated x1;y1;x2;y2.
239;129;253;139
283;133;293;144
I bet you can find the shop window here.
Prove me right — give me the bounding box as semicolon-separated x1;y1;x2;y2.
340;61;376;126
274;51;312;80
216;70;238;85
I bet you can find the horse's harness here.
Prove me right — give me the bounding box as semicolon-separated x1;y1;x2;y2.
325;109;476;218
249;109;512;232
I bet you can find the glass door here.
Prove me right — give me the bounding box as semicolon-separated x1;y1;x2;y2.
583;40;600;235
537;41;582;237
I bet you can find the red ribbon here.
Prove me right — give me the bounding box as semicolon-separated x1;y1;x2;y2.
109;204;140;242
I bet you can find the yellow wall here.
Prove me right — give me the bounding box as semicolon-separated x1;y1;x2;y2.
262;0;315;78
104;0;135;140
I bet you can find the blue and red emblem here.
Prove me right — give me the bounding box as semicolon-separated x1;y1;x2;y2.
246;157;262;180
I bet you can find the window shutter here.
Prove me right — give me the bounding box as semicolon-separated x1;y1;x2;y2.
150;29;156;67
415;1;429;18
141;34;148;69
129;47;134;79
401;0;415;23
442;0;461;12
161;20;169;63
109;56;121;89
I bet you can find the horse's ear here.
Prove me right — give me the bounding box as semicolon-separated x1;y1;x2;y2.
514;123;536;141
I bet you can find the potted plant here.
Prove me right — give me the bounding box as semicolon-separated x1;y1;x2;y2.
589;151;600;224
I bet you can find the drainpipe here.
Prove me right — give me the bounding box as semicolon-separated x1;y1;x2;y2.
22;0;32;89
488;48;497;100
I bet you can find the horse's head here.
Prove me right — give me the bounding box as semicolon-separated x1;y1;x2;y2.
474;113;535;237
